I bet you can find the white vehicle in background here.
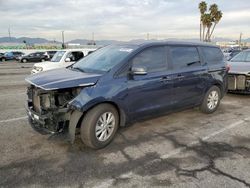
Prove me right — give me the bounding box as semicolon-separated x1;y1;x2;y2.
31;49;96;74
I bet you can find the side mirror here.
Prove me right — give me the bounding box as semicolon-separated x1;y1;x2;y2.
131;66;147;75
65;57;71;62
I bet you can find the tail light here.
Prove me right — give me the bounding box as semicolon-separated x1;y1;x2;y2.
226;64;230;72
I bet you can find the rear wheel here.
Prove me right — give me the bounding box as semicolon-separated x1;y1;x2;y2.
200;86;221;114
80;104;119;149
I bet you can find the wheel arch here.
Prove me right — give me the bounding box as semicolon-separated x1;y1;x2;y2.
68;101;127;144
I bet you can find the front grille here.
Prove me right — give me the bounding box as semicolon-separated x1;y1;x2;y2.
228;74;246;90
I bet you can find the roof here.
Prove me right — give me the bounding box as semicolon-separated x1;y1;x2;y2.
115;40;218;48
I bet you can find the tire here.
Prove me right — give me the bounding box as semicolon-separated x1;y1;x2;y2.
22;59;27;63
200;86;221;114
80;104;119;149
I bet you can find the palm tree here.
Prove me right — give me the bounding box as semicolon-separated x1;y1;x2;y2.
199;1;207;41
202;13;212;41
198;1;223;42
209;10;223;40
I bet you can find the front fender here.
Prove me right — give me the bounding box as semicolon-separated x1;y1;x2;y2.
68;87;107;112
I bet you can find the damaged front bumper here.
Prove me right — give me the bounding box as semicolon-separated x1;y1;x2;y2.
25;104;69;134
228;74;250;94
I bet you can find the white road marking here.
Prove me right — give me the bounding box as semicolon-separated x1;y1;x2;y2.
0;116;27;123
161;118;248;159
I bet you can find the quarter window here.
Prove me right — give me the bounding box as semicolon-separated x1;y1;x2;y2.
132;47;167;73
170;46;200;69
201;47;223;64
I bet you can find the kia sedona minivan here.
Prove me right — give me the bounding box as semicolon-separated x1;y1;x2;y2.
25;41;227;149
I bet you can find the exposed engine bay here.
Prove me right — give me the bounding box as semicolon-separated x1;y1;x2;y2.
26;85;81;133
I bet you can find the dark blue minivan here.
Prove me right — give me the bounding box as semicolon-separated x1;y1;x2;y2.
25;41;228;149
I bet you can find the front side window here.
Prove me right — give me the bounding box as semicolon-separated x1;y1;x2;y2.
170;46;200;69
132;46;167;73
66;51;84;62
51;51;65;62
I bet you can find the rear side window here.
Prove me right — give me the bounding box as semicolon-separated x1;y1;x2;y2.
132;46;167;73
201;47;223;64
169;46;200;69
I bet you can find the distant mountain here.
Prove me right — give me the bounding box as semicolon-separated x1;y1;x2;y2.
0;37;59;44
0;36;249;45
67;39;121;45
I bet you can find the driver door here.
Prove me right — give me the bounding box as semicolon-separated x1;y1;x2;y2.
126;46;174;119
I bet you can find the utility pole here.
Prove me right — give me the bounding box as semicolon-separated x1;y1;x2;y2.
92;32;95;45
61;31;65;49
8;26;11;42
239;32;242;48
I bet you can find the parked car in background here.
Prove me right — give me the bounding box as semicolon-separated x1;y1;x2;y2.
25;41;227;149
19;52;49;63
31;49;96;74
0;53;4;62
227;49;250;93
19;52;50;63
0;51;25;61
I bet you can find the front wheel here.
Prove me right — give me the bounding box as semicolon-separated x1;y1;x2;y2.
80;104;119;149
22;59;27;63
200;86;221;114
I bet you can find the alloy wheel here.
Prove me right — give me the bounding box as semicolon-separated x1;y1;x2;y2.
95;112;115;142
207;90;219;110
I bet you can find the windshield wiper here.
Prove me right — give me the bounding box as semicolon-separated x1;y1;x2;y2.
187;61;200;66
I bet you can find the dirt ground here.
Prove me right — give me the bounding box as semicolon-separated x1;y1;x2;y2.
0;61;250;188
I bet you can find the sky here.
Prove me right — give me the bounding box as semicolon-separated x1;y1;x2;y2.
0;0;249;41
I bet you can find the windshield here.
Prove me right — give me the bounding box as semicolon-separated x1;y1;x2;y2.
230;51;250;62
72;45;136;73
51;51;65;62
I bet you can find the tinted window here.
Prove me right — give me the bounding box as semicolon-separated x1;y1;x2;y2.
66;51;84;61
201;47;223;64
170;46;200;69
132;47;166;73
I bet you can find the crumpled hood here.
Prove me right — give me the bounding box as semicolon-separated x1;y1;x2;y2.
25;68;102;90
227;61;250;75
